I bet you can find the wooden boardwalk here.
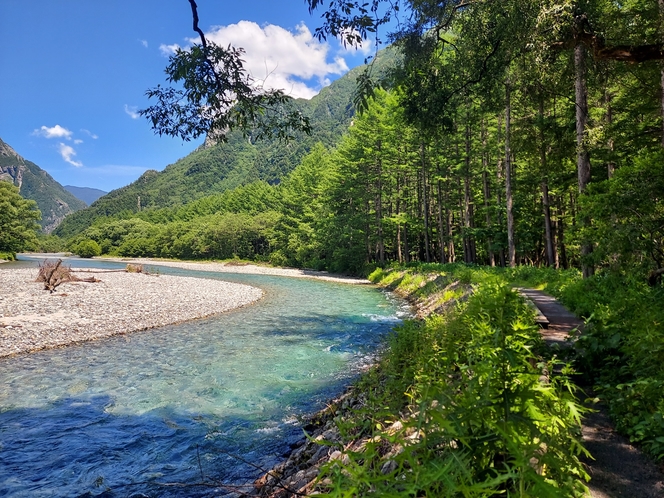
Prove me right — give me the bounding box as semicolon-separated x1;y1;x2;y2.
518;287;664;498
517;287;584;347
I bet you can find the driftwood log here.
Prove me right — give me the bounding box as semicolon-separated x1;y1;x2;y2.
36;259;100;293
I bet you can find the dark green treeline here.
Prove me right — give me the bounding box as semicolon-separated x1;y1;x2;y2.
67;70;663;282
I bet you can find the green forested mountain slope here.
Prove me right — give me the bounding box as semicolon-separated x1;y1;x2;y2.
55;50;397;238
0;138;87;232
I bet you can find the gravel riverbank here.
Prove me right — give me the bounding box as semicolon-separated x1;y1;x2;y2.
101;257;371;285
0;267;263;358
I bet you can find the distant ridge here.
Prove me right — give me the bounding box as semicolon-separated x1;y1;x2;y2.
64;185;108;206
54;47;399;239
0;137;87;232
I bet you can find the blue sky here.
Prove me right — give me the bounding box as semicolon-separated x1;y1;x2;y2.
0;1;372;191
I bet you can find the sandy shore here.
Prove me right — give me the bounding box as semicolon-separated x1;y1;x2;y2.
0;267;263;358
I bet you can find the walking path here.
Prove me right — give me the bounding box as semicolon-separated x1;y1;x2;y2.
519;288;664;498
517;287;584;347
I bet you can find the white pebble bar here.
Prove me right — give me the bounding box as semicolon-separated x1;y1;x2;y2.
0;268;263;358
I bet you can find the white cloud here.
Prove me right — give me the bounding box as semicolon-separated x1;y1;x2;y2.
159;43;180;56
81;129;98;139
73;139;83;144
177;21;349;99
140;39;148;48
124;105;140;120
58;143;83;167
33;124;73;140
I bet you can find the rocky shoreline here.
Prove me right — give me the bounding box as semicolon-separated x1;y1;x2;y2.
0;266;263;358
251;386;369;497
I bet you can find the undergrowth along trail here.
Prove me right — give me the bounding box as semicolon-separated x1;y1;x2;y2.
257;262;663;496
309;265;591;496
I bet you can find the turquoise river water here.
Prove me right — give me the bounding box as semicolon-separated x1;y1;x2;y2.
0;257;408;497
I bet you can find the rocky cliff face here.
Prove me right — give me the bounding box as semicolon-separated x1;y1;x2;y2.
0;138;87;233
0;141;24;187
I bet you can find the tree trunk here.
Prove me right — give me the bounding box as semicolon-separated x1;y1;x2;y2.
445;187;455;262
539;99;555;267
483;167;495;266
660;0;664;147
420;142;431;263
661;66;664;148
605;90;616;178
553;198;560;269
457;176;466;260
557;196;568;269
395;174;403;263
496;157;506;267
542;181;555;267
575;43;594;277
481;120;495;266
437;176;447;263
404;223;410;263
375;140;385;265
447;207;455;263
505;80;516;267
464;124;472;263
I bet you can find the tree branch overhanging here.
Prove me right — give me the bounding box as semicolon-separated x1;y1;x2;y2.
140;1;311;142
551;15;664;62
188;0;207;48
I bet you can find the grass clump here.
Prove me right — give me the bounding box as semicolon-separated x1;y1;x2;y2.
503;265;664;459
561;274;664;459
318;280;589;497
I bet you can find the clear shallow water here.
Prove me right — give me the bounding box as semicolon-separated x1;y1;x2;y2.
0;257;408;497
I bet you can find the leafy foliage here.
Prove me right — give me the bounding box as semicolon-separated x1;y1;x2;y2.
581;150;664;282
486;264;664;460
34;234;66;253
142;43;310;142
0;181;41;255
73;239;102;258
559;275;664;459
317;275;589;496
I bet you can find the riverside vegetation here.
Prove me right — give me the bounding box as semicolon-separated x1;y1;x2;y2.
2;0;663;492
268;263;661;496
318;266;590;497
371;263;664;464
257;265;591;497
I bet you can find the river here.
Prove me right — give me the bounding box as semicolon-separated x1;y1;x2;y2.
0;257;407;497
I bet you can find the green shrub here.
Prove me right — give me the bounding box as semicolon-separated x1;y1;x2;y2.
0;251;16;261
319;281;589;496
373;262;664;461
74;239;101;258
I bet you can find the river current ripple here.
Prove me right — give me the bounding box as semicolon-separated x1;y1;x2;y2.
0;258;407;497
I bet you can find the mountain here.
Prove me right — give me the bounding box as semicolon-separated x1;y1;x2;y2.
64;185;108;206
0;138;87;232
54;48;398;239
